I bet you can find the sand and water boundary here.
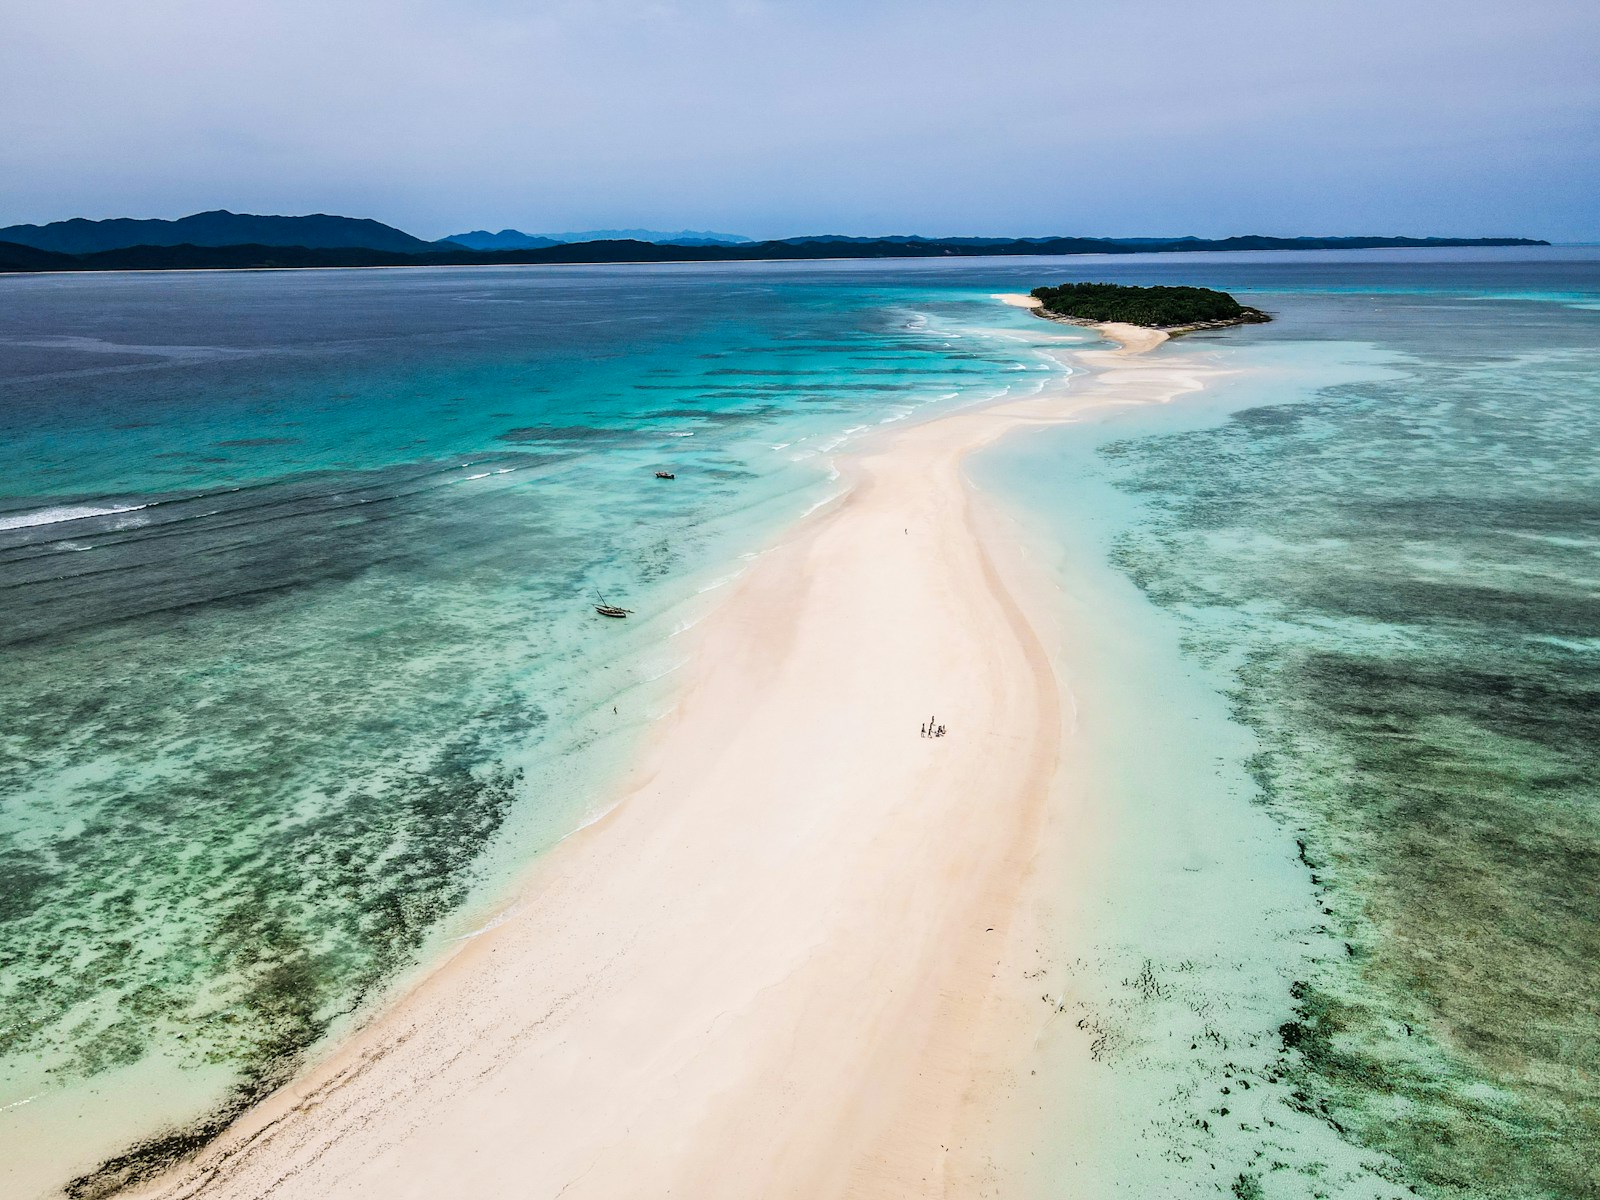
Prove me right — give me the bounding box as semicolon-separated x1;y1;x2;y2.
122;310;1231;1200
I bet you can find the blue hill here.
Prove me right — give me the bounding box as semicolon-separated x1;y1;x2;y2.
0;210;434;255
442;228;751;249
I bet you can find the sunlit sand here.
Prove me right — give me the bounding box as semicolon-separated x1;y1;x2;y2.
132;324;1224;1200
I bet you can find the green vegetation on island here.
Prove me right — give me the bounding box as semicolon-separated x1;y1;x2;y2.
1030;281;1270;329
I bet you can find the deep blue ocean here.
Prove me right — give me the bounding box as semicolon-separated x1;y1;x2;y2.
2;249;1595;1199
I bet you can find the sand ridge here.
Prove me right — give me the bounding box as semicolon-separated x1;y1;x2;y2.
128;317;1227;1200
994;292;1171;355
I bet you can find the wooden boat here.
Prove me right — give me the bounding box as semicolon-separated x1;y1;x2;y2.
594;590;632;619
655;471;675;480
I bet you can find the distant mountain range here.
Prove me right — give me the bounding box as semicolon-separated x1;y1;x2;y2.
0;212;757;256
0;210;435;255
0;210;1550;274
440;229;559;251
444;228;752;250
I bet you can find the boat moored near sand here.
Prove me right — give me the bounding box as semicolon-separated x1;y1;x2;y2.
593;590;632;618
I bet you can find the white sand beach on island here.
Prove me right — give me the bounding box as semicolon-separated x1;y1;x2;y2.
131;321;1228;1200
994;292;1171;354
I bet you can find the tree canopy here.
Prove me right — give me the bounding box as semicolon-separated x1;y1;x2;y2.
1030;282;1268;328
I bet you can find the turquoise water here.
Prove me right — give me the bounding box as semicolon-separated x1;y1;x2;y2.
973;258;1599;1198
0;264;1070;1197
2;251;1596;1198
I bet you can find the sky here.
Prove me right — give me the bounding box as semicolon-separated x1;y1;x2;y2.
4;0;1598;242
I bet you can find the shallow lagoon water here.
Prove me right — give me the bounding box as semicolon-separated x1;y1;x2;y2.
0;263;1069;1196
2;250;1596;1197
973;265;1599;1198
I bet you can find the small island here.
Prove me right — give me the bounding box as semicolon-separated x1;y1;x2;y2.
1029;282;1270;331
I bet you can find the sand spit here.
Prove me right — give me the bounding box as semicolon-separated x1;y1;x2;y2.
993;293;1169;354
128;323;1226;1200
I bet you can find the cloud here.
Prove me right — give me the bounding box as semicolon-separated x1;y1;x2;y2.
2;0;1596;239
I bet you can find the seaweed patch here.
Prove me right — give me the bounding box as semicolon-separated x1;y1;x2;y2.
1101;325;1600;1197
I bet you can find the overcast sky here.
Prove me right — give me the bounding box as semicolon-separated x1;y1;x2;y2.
4;0;1597;241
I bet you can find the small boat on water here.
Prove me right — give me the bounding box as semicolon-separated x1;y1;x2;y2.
655;471;675;480
594;589;632;619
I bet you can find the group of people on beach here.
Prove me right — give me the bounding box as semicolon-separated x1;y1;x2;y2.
920;716;947;739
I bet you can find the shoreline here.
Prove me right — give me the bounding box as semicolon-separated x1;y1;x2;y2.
993;290;1267;347
0;242;1562;282
993;292;1170;353
119;316;1223;1200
